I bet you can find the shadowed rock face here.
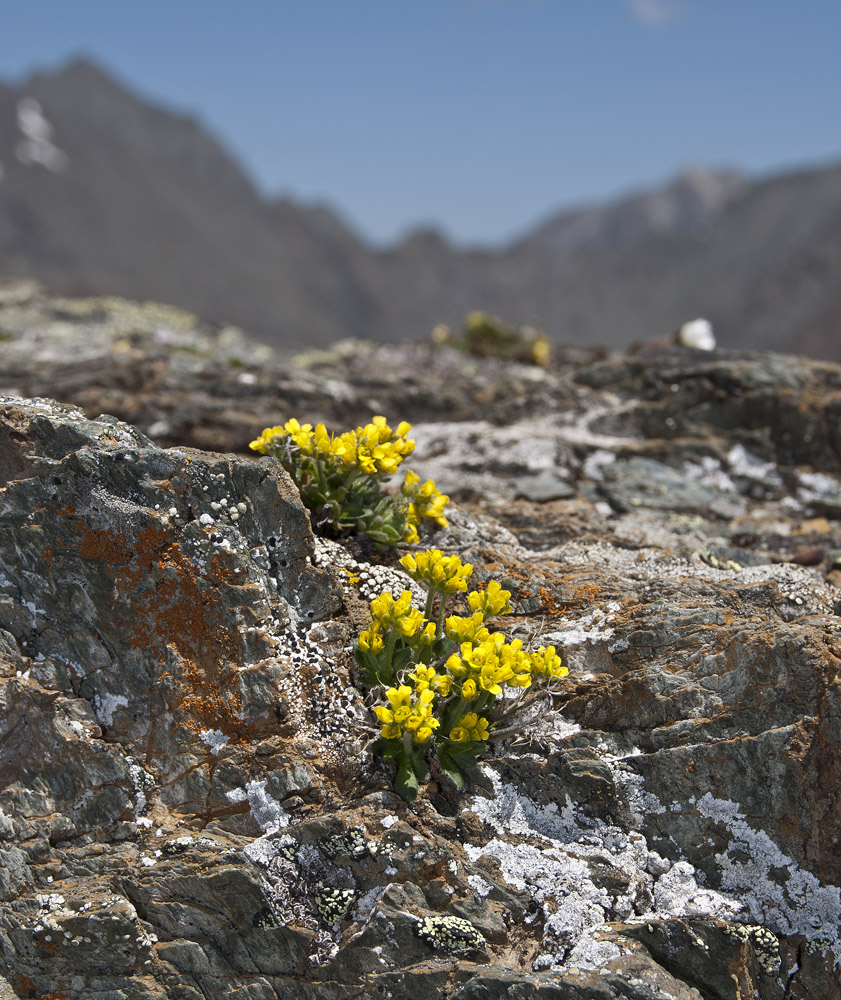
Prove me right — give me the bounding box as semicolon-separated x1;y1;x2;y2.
2;298;841;998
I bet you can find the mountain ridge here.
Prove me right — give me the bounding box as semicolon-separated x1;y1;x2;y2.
0;57;839;359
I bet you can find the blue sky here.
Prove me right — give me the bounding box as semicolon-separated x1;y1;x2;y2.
1;0;839;245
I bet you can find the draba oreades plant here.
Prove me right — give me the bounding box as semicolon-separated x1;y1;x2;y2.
250;416;448;546
354;549;568;802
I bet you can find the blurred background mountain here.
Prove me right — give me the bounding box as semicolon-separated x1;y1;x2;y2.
1;56;840;359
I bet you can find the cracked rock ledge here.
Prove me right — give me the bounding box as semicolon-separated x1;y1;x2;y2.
1;303;841;998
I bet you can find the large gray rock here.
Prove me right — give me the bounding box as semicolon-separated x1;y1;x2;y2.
2;321;841;999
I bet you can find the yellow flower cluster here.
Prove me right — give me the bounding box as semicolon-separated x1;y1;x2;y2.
409;664;453;696
399;549;473;594
250;415;450;547
449;712;490;743
401;472;449;542
444;632;565;694
467;579;512;618
250;416;414;477
360;548;568;783
374;685;440;743
445;633;533;697
357;628;384;654
359;589;427;654
370;590;424;636
528;644;565;678
445;611;489;644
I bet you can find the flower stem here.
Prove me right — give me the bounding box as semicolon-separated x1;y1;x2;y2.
424;586;436;623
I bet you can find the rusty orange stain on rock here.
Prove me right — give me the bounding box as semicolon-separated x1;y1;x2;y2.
75;520;134;567
53;503;250;736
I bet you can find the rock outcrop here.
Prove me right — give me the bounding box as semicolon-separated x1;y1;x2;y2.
1;294;841;998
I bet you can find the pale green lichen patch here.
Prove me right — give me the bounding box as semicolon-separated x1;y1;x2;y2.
316;887;358;929
415;915;485;954
723;923;781;976
319;828;375;861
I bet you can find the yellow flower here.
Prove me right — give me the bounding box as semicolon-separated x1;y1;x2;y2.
312;423;332;456
409;664;436;692
472;716;490;741
369;590;423;637
467;579;512;619
401;474;449;530
532;333;551;366
248;425;284;454
452;712;491;742
445;612;489;644
466;310;488;329
250;419;321;455
461;678;477;700
331;430;358;467
433;673;453;696
398;609;424;637
444;651;468;678
399;549;471;594
351;416;415;477
478;664;509;696
357;627;384;654
530;645;568;679
283;418;313;450
416;688;436;714
399;552;419;574
374;684;438;743
401;470;421;494
374;687;412;726
419;622;437;644
386;685;413;710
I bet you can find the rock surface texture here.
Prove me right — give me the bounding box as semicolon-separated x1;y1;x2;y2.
1;291;841;998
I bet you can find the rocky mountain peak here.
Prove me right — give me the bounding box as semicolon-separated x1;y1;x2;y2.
0;60;840;360
517;165;748;254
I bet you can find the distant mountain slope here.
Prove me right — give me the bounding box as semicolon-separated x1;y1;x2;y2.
515;167;748;254
0;59;840;359
0;59;378;346
376;162;841;358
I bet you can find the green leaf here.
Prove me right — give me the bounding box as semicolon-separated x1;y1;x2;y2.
371;737;404;760
396;754;419;803
391;646;415;672
411;751;431;784
353;647;377;673
441;741;482;768
353;647;393;687
436;749;464;790
363;529;393;544
431;636;456;659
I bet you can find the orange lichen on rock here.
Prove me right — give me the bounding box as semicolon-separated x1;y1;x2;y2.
74;519;134;566
56;506;256;736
